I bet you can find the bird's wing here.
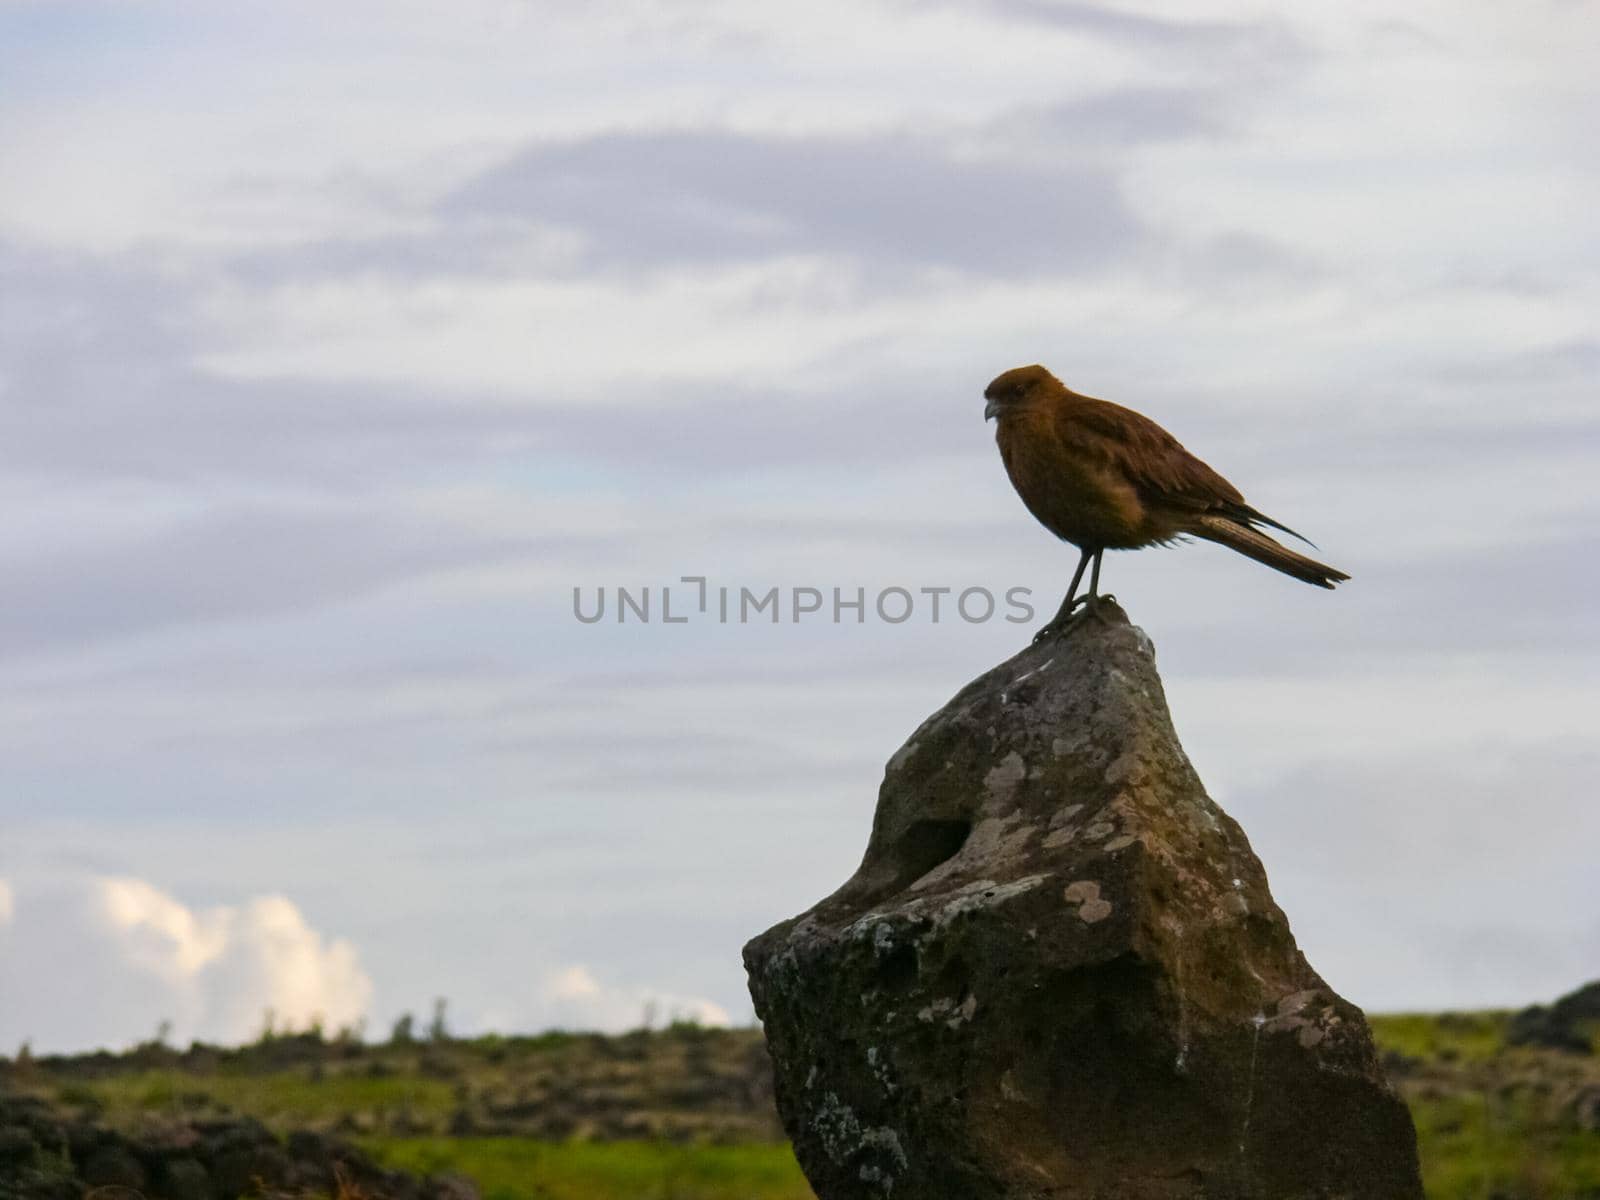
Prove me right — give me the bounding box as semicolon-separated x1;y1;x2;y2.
1055;396;1243;513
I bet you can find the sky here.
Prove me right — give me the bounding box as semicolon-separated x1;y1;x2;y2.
1;0;1597;1053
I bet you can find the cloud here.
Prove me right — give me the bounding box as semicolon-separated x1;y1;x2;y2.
935;0;1310;76
219;77;1271;295
0;238;553;484
994;87;1230;146
0;878;12;925
0;876;373;1052
1432;338;1600;387
0;501;546;662
978;0;1254;43
536;964;731;1032
443;128;1140;277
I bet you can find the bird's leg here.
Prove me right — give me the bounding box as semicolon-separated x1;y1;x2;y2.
1032;548;1092;643
1077;549;1118;624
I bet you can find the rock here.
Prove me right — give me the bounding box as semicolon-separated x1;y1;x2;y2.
744;605;1422;1199
0;1093;452;1200
1568;1084;1600;1133
424;1171;482;1200
155;1156;212;1200
212;1146;292;1196
1507;979;1600;1054
0;1126;41;1168
80;1142;147;1192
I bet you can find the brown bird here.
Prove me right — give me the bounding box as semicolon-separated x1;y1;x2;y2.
984;364;1348;639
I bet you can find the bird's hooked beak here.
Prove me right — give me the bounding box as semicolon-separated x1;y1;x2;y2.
984;397;1000;421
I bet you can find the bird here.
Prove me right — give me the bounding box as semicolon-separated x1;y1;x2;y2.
984;364;1348;640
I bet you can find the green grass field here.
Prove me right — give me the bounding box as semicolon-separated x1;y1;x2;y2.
368;1138;813;1200
55;1067;458;1126
7;1014;1598;1199
1370;1010;1514;1063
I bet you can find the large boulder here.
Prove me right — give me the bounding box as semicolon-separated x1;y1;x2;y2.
744;605;1422;1199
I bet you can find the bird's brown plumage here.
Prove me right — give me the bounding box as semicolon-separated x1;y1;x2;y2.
985;364;1348;597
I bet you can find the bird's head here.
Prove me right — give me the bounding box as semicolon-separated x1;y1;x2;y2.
983;364;1060;420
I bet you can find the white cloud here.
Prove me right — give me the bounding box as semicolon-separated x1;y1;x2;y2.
101;876;233;976
0;876;373;1053
537;964;731;1032
0;877;12;924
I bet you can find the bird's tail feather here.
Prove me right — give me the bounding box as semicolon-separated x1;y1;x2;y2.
1191;515;1349;589
1232;503;1317;548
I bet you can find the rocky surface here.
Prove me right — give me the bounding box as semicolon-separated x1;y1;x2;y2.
0;1092;476;1200
745;604;1423;1199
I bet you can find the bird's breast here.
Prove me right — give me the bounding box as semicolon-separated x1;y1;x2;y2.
996;410;1150;549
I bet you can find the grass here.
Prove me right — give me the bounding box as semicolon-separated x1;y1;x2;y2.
1369;1011;1600;1199
61;1067;457;1126
367;1137;815;1200
1408;1091;1600;1200
1369;1010;1512;1064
